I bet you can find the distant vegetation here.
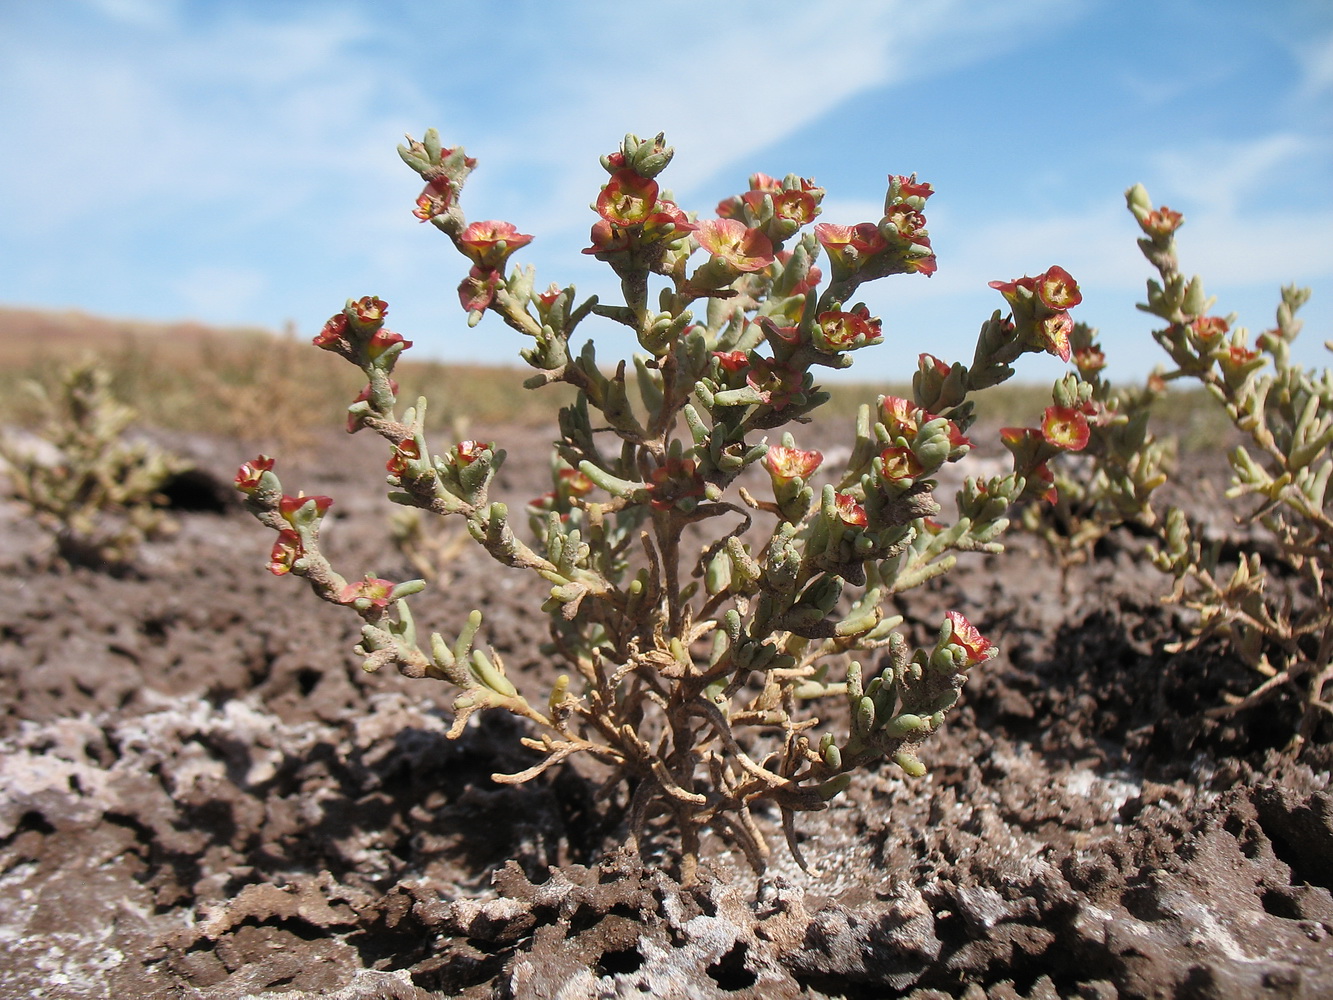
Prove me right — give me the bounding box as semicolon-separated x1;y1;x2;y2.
0;306;1228;448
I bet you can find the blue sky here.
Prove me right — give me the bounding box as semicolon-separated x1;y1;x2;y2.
2;0;1331;384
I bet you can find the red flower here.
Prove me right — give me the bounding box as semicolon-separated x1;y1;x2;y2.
988;275;1038;307
833;492;868;527
453;440;491;466
339;577;396;609
814;305;882;353
581;218;633;257
906;252;938;276
919;353;951;377
366;327;412;361
712;350;750;373
1038;312;1074;363
755;316;800;347
346;296;388;331
268;529;302;576
457;221;533;270
695;219;776;272
234;455;275;493
596;169;659;226
313;314;348;351
279;492;333;523
1072;346;1106;375
536;283;563;310
647;457;704;511
1190;316;1229;341
640;199;696;244
764;445;823;482
745;357;803;411
748;172;782;192
880;396;922;437
347;379;399;433
458;266;501;315
999;426;1041;448
814;222;887;271
1139;206;1183;237
1041;406;1091;451
412;176;454;221
772;189;819;227
387;438;421;475
879;446;924;482
557;467;595;497
889;175;934;202
907;252;937;277
883;202;930;247
944;611;993;664
1033;462;1057;504
1037;266;1082;311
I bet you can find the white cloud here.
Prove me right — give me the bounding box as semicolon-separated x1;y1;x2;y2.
1149;133;1320;216
1295;30;1333;98
76;0;179;29
474;0;1088;236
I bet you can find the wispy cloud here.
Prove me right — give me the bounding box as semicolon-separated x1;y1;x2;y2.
1295;29;1333;98
1149;132;1322;215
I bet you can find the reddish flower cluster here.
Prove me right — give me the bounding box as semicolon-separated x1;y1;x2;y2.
455;221;533;317
452;440;492;466
883;174;937;276
313;298;411;362
1000;399;1099;502
988;266;1082;362
647;457;704;511
1040;405;1092;452
268;529;302;576
234;454;275;493
715;172;825;230
1189;316;1228;342
694;218;775;273
583;168;696;264
386;437;421;476
712;349;750;374
347;378;399;434
279;492;333;522
833;492;868;526
457;221;534;271
234;454;335;577
338;576;397;609
529;467;595;516
745;356;804;411
813;305;883;353
879;396;970;450
347;296;388;331
366;327;411;361
313;314;348;352
412;175;456;223
1072;346;1106;375
763;445;822;482
944;611;993;664
878;446;924;483
814;222;887;273
1136;205;1183;238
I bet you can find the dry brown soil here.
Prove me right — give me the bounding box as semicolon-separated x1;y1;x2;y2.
1;422;1330;999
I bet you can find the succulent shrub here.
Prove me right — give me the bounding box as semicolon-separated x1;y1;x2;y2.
1;362;186;568
1007;185;1330;746
237;131;1086;876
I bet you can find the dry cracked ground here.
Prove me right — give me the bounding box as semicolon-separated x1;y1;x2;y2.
1;422;1330;1000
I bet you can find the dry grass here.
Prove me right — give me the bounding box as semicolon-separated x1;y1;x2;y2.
1;305;1225;450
